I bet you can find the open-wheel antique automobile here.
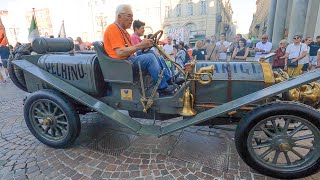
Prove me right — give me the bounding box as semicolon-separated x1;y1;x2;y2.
9;30;320;179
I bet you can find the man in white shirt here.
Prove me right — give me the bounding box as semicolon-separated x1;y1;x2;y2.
284;35;307;77
216;33;229;60
254;34;272;61
163;36;174;60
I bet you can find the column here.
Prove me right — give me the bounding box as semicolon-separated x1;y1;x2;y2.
313;3;320;39
287;0;309;43
303;0;320;38
266;0;277;41
272;0;288;49
285;0;293;30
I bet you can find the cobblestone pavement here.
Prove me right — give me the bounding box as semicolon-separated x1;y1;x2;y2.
0;82;319;180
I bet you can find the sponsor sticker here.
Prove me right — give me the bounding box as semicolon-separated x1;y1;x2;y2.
121;89;133;101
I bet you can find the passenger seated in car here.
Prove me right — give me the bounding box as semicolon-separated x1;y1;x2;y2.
104;4;176;95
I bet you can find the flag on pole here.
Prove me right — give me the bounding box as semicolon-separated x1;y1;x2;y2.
57;20;66;38
28;9;40;42
0;16;8;46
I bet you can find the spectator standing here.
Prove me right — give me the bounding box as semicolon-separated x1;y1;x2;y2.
192;40;207;60
272;39;288;70
301;37;312;73
309;36;320;70
216;33;229;60
205;36;218;60
174;41;186;69
76;37;86;51
0;55;5;84
210;35;217;44
254;34;272;61
163;36;174;60
130;20;145;45
229;34;242;54
0;43;10;81
231;38;250;60
284;35;307;77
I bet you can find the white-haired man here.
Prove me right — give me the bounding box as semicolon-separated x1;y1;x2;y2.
103;4;176;95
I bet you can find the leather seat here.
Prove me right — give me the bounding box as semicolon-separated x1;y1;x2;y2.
93;41;133;84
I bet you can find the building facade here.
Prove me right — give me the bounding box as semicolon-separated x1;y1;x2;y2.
250;0;320;48
162;0;234;45
249;0;270;39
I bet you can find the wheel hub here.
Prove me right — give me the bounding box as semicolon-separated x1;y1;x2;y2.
279;142;291;152
43;117;54;126
274;137;293;152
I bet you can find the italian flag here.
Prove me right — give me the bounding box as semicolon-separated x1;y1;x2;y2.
28;12;39;42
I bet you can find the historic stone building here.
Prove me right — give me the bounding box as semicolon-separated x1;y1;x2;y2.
162;0;234;45
250;0;320;48
249;0;270;39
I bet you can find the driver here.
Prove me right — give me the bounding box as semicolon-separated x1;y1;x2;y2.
104;4;176;95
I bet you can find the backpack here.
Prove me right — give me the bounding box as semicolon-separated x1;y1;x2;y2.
182;48;191;63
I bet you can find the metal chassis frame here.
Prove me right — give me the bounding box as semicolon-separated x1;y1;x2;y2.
14;60;320;137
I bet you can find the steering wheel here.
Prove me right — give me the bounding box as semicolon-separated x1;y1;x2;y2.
142;30;163;53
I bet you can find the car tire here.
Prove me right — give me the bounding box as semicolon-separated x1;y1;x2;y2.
24;89;81;148
235;101;320;179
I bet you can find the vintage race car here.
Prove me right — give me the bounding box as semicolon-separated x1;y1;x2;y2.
9;31;320;179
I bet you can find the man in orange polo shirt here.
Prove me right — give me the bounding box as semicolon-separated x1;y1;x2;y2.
104;4;176;95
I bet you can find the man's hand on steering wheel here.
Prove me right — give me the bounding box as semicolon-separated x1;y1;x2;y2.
139;39;153;50
142;30;163;53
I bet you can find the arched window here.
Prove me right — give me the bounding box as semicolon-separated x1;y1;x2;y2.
200;0;207;15
187;3;193;16
176;4;181;17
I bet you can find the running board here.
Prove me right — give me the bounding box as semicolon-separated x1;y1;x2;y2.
160;69;320;136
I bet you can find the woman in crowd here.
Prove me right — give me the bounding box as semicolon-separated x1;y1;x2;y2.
174;41;186;69
284;35;307;77
272;39;288;69
301;37;312;73
192;40;207;60
231;38;249;60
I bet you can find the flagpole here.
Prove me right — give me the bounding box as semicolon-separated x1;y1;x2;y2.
32;8;38;28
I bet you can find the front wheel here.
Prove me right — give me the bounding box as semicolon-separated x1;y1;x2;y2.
235;102;320;179
24;89;81;148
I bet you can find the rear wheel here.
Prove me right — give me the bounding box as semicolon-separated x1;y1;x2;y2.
235;102;320;179
24;89;81;148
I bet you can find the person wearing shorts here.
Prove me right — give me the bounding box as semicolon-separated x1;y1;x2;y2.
309;36;320;70
301;37;312;74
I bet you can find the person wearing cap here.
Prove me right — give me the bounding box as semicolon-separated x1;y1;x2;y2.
309;36;320;70
284;35;307;77
254;34;272;61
